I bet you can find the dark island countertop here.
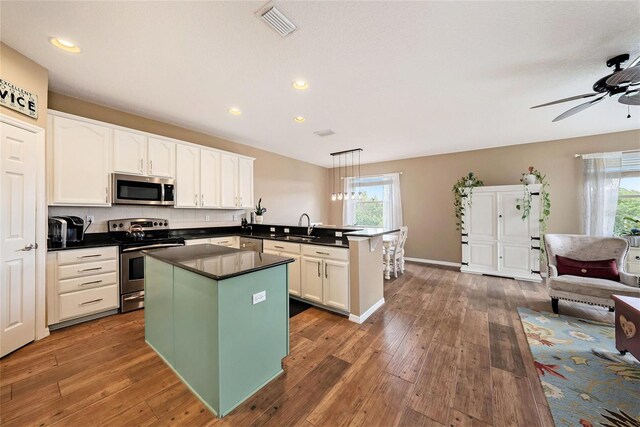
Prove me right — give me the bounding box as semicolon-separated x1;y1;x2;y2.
143;244;294;281
344;227;400;238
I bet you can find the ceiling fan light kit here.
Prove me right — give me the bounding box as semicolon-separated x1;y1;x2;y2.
532;53;640;121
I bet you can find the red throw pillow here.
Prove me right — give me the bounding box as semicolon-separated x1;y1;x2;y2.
556;255;620;282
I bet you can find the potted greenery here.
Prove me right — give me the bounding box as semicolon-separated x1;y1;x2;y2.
452;172;484;232
516;166;551;251
254;198;267;224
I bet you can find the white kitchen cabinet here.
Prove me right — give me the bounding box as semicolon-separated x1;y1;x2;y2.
185;238;211;246
176;144;200;207
264;240;301;296
200;149;221;208
238;157;254;208
301;256;324;304
176;145;222;209
210;236;239;248
300;244;350;311
113;129;146;175
113;133;175;178
461;185;541;282
147;137;175;178
627;247;640;274
48;115;112;206
46;246;119;327
220;153;254;209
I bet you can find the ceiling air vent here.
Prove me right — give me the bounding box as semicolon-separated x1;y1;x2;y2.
314;129;335;137
261;6;297;37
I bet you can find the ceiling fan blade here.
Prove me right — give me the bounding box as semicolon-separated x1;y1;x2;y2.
552;95;606;122
628;54;640;69
606;67;640;86
530;93;599;109
619;90;640;106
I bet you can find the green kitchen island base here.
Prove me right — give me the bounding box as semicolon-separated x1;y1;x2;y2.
144;247;290;417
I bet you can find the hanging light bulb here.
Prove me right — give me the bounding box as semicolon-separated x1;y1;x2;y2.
351;192;356;199
331;193;337;201
337;192;343;201
343;192;349;200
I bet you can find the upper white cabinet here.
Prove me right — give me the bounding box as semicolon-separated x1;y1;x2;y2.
147;137;175;178
113;131;175;178
48;115;112;206
175;145;222;208
220;153;254;209
48;110;253;209
113;129;146;175
461;185;541;282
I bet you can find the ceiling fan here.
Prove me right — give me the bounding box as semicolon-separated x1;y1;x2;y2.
531;53;640;122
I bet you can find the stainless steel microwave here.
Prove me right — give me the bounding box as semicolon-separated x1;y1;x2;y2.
112;173;175;206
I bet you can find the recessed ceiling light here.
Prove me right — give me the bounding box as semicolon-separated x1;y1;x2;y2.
49;37;81;53
293;116;306;123
227;107;242;115
292;80;309;90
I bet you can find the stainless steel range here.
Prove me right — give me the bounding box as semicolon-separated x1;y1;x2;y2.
108;218;185;312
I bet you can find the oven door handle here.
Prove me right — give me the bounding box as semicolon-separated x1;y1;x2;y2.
121;242;185;253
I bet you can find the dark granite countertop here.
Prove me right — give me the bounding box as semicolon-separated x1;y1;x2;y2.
143;244;294;280
344;227;400;238
174;228;350;248
47;233;118;252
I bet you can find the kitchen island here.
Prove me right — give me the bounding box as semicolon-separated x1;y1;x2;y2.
143;244;293;417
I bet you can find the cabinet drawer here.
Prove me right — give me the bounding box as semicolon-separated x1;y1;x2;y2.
59;284;119;321
301;244;349;261
57;246;118;265
58;259;117;280
185;238;211;246
58;271;118;294
264;240;300;254
210;236;238;247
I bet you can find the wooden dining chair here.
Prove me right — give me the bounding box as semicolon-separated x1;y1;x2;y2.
384;226;409;278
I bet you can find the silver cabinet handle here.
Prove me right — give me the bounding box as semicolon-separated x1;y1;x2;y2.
77;254;101;259
80;298;103;306
140;158;143;172
316;251;330;256
105;186;108;203
317;262;321;277
16;243;37;252
240;196;243;206
274;245;284;249
124;295;144;301
201;194;204;206
79;280;102;287
325;263;328;278
149;160;153;174
194;194;198;206
78;267;102;272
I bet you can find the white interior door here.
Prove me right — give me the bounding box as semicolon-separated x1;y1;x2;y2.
1;123;37;357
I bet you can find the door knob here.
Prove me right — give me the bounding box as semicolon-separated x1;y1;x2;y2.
16;243;37;252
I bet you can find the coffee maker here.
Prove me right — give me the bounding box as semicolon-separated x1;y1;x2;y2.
48;216;85;247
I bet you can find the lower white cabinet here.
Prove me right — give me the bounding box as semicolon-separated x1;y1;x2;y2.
263;240;301;297
300;244;350;312
185;236;239;249
47;246;120;326
627;247;640;274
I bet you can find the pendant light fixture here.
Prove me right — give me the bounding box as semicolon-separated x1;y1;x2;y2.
329;148;363;201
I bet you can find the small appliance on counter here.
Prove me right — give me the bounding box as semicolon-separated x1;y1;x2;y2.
48;216;85;248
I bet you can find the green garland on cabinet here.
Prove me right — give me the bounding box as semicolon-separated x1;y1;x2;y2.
453;172;484;232
516;167;551;252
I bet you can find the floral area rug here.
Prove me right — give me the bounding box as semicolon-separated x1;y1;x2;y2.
517;307;640;427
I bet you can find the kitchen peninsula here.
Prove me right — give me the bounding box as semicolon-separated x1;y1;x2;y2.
143;244;293;417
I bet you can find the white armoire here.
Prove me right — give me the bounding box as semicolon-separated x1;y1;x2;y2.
460;184;542;282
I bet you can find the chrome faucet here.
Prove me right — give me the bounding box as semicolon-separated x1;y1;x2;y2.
298;213;314;235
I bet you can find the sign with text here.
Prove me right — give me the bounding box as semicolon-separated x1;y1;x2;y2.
0;78;38;119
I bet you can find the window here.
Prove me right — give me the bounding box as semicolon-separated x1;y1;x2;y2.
614;177;640;236
343;173;403;229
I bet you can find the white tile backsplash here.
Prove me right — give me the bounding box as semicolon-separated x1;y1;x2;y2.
49;206;248;233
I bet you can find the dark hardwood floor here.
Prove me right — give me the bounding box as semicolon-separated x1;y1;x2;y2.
0;262;614;426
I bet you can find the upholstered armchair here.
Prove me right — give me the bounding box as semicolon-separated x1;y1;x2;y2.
544;234;640;313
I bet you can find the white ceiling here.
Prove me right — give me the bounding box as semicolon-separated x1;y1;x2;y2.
2;1;639;167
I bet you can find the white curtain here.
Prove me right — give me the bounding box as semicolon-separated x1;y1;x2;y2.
342;173;403;229
582;152;622;236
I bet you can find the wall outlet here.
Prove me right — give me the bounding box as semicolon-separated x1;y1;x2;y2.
86;215;95;224
335;231;343;237
252;290;266;305
205;215;210;222
270;227;276;232
284;228;290;233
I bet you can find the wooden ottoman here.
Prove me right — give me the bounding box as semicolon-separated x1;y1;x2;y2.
612;295;640;360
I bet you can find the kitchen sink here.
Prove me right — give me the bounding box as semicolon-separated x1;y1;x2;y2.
274;234;319;242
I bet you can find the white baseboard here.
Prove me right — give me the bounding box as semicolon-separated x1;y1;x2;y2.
349;298;385;324
404;257;461;268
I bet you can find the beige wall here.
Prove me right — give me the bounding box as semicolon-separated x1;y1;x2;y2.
0;43;48;129
48;92;328;225
329;130;640;264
